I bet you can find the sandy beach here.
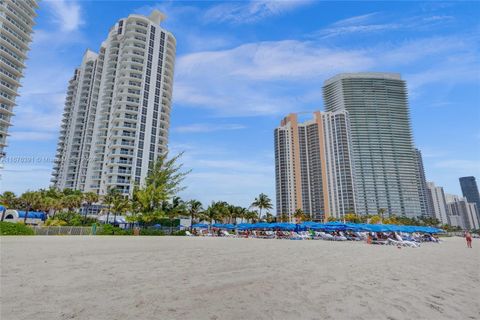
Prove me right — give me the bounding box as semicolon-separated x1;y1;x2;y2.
1;236;479;320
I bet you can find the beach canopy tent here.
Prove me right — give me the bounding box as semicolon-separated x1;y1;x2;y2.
236;223;253;230
211;223;236;230
2;209;46;221
192;223;209;229
271;222;296;230
295;222;443;234
188;221;442;233
251;222;272;229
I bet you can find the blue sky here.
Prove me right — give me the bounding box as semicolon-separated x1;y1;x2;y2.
1;0;479;209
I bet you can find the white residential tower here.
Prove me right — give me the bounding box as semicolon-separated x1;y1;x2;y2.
52;10;176;195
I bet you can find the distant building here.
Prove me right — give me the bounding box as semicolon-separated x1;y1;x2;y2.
446;194;480;230
414;149;431;216
274;111;356;221
426;182;449;224
0;0;39;159
52;10;176;196
459;176;480;220
323;73;422;217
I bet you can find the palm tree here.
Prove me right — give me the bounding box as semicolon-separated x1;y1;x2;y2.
231;206;245;225
236;207;248;224
83;192;99;225
61;194;82;212
293;208;306;223
102;188;121;224
244;210;259;223
251;193;273;219
163;196;186;233
186;200;203;230
263;212;274;223
20;191;41;223
204;201;226;225
38;197;56;221
377;208;386;223
111;194;130;228
0;191;17;221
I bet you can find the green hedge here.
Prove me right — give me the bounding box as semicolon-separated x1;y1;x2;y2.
139;228;165;236
0;222;34;235
97;224;132;235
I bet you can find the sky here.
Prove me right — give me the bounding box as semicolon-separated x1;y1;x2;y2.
1;0;479;209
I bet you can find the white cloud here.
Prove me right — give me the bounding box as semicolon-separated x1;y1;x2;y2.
174;33;477;116
317;12;455;38
331;13;379;27
434;160;480;172
204;0;313;24
174;40;372;116
174;123;246;133
45;0;84;32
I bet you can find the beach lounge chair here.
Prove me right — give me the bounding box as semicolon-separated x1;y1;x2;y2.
334;232;348;241
185;231;194;237
319;232;334;240
288;232;303;240
395;234;419;248
221;230;236;238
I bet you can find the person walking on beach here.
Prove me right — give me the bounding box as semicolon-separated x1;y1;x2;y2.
465;231;472;248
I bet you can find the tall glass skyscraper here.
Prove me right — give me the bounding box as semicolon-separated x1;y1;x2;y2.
459;176;480;219
323;73;421;217
52;10;176;195
414;148;431;216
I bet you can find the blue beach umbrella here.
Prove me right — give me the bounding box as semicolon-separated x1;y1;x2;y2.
236;223;253;230
192;223;209;229
251;222;271;229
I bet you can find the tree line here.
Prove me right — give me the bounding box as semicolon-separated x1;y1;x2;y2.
0;154;275;227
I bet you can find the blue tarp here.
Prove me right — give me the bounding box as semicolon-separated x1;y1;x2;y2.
17;211;46;220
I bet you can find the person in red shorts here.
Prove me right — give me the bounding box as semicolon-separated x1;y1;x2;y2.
465;231;472;248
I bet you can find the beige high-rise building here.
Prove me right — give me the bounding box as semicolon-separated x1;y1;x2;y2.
274;111;356;221
0;0;39;159
52;10;176;195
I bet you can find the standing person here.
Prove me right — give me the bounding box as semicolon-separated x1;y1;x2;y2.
465;231;472;248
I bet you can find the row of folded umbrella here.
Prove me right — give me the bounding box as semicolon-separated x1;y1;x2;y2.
191;221;443;234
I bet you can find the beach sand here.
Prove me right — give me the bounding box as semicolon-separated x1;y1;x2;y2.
1;236;479;320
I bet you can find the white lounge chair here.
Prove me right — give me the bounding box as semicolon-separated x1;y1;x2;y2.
395;234;420;248
185;231;194;237
319;232;334;240
221;230;236;238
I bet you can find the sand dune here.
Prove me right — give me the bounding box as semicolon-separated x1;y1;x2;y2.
1;236;479;320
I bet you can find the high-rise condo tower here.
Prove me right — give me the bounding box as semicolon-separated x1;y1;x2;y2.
274;111;356;221
323;73;422;217
52;10;176;195
0;0;39;159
